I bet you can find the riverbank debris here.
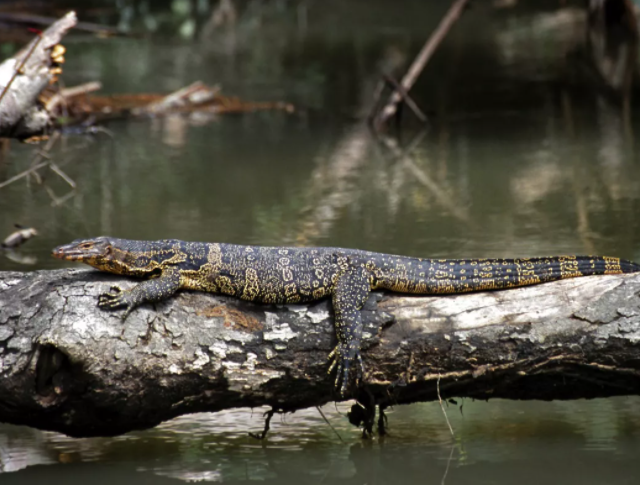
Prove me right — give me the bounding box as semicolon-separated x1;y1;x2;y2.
0;11;294;141
53;80;294;125
0;11;77;140
2;224;38;249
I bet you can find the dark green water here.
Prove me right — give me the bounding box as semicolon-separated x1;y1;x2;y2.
2;0;640;482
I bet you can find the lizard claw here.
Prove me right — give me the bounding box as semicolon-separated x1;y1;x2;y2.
98;286;132;317
327;344;364;396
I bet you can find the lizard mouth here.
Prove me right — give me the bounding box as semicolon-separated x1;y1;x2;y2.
52;243;102;261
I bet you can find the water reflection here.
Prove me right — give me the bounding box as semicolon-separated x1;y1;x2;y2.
2;398;640;483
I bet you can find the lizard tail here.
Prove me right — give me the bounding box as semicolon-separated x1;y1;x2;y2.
374;255;640;295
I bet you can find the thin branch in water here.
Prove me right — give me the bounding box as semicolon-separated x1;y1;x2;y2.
367;79;386;122
0;161;49;189
316;405;344;443
382;73;428;123
377;405;389;436
29;131;60;185
437;374;455;437
35;131;60;182
249;408;275;440
0;131;67;190
48;162;76;188
34;150;52;160
44;184;60;205
50;189;76;207
441;443;456;485
28;166;42;185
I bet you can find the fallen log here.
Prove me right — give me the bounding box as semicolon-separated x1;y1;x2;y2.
1;268;640;437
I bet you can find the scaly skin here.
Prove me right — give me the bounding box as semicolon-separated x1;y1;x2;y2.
52;237;640;393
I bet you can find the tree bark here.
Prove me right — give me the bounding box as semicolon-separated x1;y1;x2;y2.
0;12;76;139
1;268;640;437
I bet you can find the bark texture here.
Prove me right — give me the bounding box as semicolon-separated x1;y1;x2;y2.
0;12;76;139
1;268;640;437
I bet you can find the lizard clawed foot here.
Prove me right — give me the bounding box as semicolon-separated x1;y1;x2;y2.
328;344;365;396
98;286;134;319
98;285;125;308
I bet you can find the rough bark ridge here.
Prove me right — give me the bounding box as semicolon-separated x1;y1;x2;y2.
1;268;640;437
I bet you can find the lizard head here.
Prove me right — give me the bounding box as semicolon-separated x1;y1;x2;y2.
52;237;112;263
52;237;161;276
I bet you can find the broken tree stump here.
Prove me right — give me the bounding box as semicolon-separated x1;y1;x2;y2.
0;11;76;139
1;268;640;437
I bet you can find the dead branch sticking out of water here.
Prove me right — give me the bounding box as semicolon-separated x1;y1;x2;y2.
372;0;469;131
0;10;291;140
0;11;76;140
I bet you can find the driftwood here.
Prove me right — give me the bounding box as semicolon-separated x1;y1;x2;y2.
0;12;77;139
1;268;640;437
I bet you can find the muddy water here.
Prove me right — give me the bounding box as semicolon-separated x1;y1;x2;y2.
1;1;640;483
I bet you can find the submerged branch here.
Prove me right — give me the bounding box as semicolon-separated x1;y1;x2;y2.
1;268;640;437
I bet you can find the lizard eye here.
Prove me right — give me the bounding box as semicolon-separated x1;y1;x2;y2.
80;243;93;249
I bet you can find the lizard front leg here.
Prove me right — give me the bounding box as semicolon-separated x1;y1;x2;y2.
98;268;181;320
328;264;372;395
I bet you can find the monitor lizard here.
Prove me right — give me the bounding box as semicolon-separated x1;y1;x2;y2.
52;237;640;394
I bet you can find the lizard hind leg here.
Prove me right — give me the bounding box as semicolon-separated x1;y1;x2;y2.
329;264;372;395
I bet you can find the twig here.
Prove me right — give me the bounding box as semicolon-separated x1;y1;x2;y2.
45;81;103;112
0;161;48;189
437;374;455;437
441;443;456;485
34;150;52;160
0;12;124;36
249;408;275;440
0;33;42;108
0;131;66;190
374;0;470;129
367;79;386;122
316;406;345;443
50;189;76;207
44;185;61;205
29;131;60;184
381;73;428;123
377;405;389;436
48;162;76;188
